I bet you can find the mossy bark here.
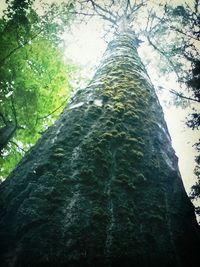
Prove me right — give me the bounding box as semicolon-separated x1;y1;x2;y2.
0;32;199;267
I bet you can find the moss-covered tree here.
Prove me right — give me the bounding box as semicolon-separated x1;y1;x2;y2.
0;1;200;267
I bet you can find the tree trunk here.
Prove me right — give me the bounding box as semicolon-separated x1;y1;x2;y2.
0;113;16;153
0;31;199;267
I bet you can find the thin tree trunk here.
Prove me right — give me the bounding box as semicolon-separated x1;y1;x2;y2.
0;31;199;267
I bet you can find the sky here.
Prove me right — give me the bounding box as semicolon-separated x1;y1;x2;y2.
0;0;199;197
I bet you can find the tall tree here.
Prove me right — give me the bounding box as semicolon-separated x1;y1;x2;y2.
0;1;200;266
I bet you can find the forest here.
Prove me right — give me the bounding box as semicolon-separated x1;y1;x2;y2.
0;0;200;266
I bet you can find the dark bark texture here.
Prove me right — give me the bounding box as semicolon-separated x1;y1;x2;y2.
0;32;199;267
0;121;16;152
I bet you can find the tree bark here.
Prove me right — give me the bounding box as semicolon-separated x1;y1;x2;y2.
0;113;17;153
0;31;199;267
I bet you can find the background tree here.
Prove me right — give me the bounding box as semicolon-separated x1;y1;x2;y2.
140;0;200;216
0;0;80;179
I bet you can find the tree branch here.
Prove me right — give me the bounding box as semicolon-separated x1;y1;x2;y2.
157;85;200;103
87;0;117;24
10;141;26;153
147;35;181;82
126;0;147;24
0;1;73;64
36;96;70;125
169;25;200;41
10;95;18;126
0;113;8;125
0;28;43;65
69;11;96;17
169;89;200;103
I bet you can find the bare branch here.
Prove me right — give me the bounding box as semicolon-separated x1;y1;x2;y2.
153;13;200;42
130;0;147;13
69;11;96;17
194;0;200;13
10;141;26;153
125;0;131;17
87;0;117;24
169;89;200;103
169;25;200;41
157;85;200;103
127;0;147;23
146;35;181;82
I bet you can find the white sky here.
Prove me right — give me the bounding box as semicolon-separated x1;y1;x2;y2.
0;0;199;197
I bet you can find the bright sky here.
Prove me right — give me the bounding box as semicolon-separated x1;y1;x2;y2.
0;0;199;197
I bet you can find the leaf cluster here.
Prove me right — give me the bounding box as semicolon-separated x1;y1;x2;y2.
0;0;79;180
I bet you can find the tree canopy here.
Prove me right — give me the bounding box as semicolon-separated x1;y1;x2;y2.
0;0;81;179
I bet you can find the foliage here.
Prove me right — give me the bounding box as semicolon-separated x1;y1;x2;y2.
168;1;200;213
0;0;79;180
187;58;200;211
190;145;200;216
135;0;200;213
